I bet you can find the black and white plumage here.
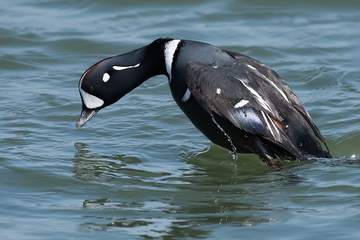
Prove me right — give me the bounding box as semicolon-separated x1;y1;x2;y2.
77;38;331;167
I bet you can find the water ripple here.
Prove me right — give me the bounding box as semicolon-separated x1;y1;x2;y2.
1;0;360;239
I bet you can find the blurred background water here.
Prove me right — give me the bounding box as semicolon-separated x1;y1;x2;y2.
1;0;360;239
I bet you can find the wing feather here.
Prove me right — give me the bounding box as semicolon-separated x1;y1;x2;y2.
185;61;304;158
224;50;327;144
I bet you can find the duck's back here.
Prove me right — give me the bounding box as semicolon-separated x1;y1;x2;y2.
167;40;330;163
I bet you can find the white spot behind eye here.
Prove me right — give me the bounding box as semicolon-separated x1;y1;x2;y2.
80;88;104;109
102;73;110;82
112;63;140;71
216;88;221;94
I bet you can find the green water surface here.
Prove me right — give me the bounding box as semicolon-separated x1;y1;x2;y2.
1;0;360;239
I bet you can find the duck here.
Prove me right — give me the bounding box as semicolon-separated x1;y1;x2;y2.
76;38;331;167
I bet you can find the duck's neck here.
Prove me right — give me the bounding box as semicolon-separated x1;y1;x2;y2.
125;38;174;80
101;39;173;103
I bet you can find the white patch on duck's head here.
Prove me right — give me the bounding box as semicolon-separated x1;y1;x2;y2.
100;63;140;83
112;63;140;71
102;73;110;82
216;88;221;94
79;88;104;109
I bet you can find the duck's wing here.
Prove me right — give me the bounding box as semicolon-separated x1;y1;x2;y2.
185;61;304;158
224;50;327;144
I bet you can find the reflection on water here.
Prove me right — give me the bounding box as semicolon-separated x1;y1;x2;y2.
72;142;314;238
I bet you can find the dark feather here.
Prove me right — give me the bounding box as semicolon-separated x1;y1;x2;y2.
185;59;329;159
224;50;328;144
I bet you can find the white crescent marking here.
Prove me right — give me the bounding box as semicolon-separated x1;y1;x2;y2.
79;88;104;109
182;88;191;102
164;39;181;82
113;63;140;71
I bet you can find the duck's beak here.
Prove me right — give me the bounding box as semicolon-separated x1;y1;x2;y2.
76;104;99;129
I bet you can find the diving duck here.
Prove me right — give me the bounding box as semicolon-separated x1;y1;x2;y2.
77;38;331;167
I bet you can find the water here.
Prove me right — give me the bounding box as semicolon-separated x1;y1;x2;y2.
1;0;360;239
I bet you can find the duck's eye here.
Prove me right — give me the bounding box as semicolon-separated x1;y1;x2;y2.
89;86;95;92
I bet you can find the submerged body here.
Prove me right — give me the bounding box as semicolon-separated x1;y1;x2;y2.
77;38;330;167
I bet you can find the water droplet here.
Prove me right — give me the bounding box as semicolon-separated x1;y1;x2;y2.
285;125;289;129
211;114;237;160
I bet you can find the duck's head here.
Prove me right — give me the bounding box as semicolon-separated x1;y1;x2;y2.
76;39;174;129
76;55;144;129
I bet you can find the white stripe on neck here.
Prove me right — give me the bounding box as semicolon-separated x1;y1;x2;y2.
164;39;181;82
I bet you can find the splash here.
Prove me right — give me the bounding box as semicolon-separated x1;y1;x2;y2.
210;114;238;160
